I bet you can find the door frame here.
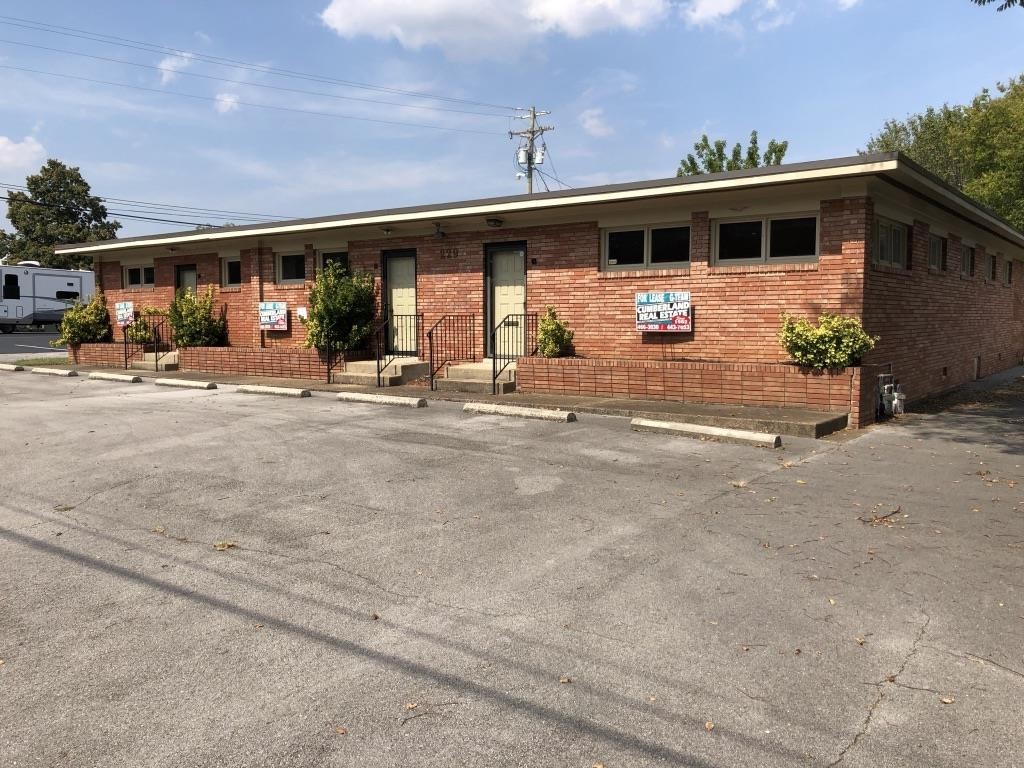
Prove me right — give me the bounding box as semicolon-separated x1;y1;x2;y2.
483;241;527;358
174;264;198;295
381;248;417;354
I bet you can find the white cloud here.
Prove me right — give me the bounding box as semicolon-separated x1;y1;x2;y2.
681;0;745;25
320;0;669;59
0;135;46;173
578;107;614;138
214;93;240;114
157;52;195;85
194;31;212;44
835;0;860;8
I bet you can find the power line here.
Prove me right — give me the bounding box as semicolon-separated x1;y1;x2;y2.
0;38;512;119
0;195;207;226
0;64;507;136
0;15;521;112
0;181;289;221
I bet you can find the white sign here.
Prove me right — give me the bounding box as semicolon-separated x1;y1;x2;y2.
258;301;288;331
115;301;134;327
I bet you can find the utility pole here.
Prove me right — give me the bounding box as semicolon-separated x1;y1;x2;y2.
510;106;553;194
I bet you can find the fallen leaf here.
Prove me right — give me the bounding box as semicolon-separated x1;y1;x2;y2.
828;598;836;606
405;702;418;711
252;623;263;629
594;763;605;768
856;637;866;645
371;613;380;621
334;726;348;736
795;648;802;655
704;721;715;732
152;526;166;534
941;696;955;705
648;695;657;702
213;540;236;552
796;480;807;485
560;676;573;684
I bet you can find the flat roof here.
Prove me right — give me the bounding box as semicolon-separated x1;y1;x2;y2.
54;152;1024;254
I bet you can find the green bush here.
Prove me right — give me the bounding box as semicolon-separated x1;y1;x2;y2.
537;306;574;358
778;313;878;371
168;286;227;347
302;262;376;352
125;315;154;344
51;291;111;347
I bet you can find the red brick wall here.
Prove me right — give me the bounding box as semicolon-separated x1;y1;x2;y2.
69;343;123;368
177;346;331;380
517;357;857;413
863;219;1024;403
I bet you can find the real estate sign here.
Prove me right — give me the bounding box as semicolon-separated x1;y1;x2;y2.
635;291;692;332
258;301;288;331
114;301;134;327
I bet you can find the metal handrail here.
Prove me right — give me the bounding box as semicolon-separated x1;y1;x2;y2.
374;310;422;387
122;313;172;371
427;314;476;391
491;313;538;394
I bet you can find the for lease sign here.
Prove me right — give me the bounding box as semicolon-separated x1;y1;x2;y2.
114;301;134;327
258;301;288;331
635;291;692;332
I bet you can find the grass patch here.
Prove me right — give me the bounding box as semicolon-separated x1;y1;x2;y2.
14;356;70;367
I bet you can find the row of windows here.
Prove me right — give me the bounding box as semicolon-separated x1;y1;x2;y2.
602;215;819;271
876;217;1013;284
122;251;350;289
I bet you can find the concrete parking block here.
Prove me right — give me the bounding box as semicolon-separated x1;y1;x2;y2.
30;367;77;377
463;402;577;422
631;417;782;448
237;384;311;398
337;392;427;408
89;372;143;384
154;378;218;390
0;363;25;372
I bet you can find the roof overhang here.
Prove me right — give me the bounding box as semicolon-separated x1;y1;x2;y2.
53;153;1024;256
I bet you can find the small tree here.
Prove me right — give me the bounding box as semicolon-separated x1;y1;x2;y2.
678;131;788;177
778;314;878;371
302;262;376;353
168;286;226;347
51;291;111;347
537;306;574;358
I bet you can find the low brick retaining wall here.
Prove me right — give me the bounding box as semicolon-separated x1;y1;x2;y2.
177;346;372;381
516;357;871;426
70;343;124;368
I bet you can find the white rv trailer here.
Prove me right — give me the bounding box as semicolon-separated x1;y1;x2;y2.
0;260;95;333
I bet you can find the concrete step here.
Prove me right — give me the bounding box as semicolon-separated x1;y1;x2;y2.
334;357;427;387
131;358;179;371
436;377;516;395
446;360;516;382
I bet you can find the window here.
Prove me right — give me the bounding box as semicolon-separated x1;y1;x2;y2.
55;290;79;301
3;273;20;300
603;224;690;270
124;265;154;288
221;257;242;287
1006;260;1014;285
714;215;818;265
987;253;998;281
320;251;350;273
928;234;948;271
277;252;306;284
961;245;975;277
874;218;909;269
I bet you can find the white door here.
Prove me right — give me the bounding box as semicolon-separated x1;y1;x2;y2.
386;255;416;353
490;247;526;357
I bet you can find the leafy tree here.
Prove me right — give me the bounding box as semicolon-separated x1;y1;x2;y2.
677;131;788;176
302;261;376;353
1;159;120;269
168;286;227;347
863;76;1024;229
971;0;1021;9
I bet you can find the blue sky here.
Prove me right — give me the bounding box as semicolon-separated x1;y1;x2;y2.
1;1;1022;237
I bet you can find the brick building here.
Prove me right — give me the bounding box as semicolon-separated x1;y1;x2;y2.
57;153;1024;427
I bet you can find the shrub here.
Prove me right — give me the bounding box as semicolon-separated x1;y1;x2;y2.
778;313;878;371
536;306;574;358
302;262;376;353
125;316;154;344
51;291;111;347
168;286;227;347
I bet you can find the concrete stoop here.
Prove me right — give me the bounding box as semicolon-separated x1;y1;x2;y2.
334;357;427;387
436;360;516;394
130;350;179;372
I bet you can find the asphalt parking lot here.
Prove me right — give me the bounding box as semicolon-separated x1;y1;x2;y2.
1;372;1022;767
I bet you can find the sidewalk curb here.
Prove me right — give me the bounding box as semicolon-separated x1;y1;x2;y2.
0;363;25;372
154;378;218;390
238;384;311;398
463;402;577;422
631;418;782;448
89;372;143;384
30;367;78;377
337;392;426;408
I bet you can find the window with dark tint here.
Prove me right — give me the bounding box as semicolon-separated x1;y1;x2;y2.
56;290;79;300
988;254;998;281
961;246;975;276
770;217;817;259
143;266;155;284
650;226;690;264
126;267;141;287
1007;261;1013;285
3;273;19;300
322;251;349;273
224;259;242;285
280;253;306;282
606;230;645;266
718;221;763;261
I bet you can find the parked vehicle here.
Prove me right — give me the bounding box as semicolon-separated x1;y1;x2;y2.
0;260;95;333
